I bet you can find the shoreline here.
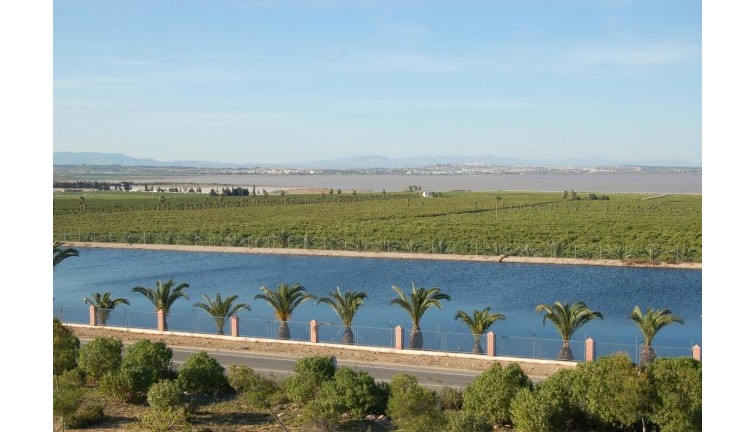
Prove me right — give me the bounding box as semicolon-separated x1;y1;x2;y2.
65;241;702;270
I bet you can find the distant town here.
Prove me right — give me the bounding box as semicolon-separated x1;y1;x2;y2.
53;163;701;181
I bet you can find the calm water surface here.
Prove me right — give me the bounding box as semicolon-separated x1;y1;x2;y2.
53;248;702;359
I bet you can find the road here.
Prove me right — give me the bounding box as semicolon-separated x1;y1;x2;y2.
170;346;489;389
83;339;546;388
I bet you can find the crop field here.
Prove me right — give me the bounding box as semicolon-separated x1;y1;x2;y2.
53;191;702;262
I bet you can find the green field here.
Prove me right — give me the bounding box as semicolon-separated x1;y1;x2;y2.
53;190;702;262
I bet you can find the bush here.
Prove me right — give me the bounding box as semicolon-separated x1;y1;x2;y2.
59;368;85;387
53;381;82;421
119;340;174;400
121;340;173;382
331;367;387;417
648;358;702;432
572;353;651;431
286;356;336;404
387;374;445;432
463;362;532;426
438;386;464;411
53;319;80;375
444;410;493;432
78;337;123;381
511;368;586;432
128;407;191;432
228;364;258;394
177;351;228;396
64;404;105;429
99;370;141;403
148;380;185;411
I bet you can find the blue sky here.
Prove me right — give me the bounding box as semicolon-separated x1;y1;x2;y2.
53;0;702;165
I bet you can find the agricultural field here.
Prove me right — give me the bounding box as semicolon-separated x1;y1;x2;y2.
53;190;702;262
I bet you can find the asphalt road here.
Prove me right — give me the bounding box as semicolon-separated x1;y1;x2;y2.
82;339;546;388
170;346;487;389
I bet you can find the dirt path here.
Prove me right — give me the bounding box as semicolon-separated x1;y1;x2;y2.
66;242;702;269
68;325;574;378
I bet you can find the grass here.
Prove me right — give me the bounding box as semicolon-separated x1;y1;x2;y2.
53;190;702;262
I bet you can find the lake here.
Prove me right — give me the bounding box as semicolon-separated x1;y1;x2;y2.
53;247;702;361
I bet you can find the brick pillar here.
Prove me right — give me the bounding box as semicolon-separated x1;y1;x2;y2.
585;337;595;362
394;325;404;350
310;320;319;344
89;305;98;326
486;331;496;357
230;315;239;337
157;309;166;331
692;344;701;361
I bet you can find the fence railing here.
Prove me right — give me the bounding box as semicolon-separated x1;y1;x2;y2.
56;305;701;362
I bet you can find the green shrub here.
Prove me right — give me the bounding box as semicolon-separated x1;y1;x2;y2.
438;386;464;411
511;368;586;432
648;358;702;432
53;319;80;375
444;410;493;432
99;370;141;403
119;339;174;400
386;374;445;432
462;362;532;426
572;353;651;431
53;380;82;421
78;336;123;381
128;407;191;432
331;367;387;417
228;364;258;394
243;373;286;409
121;340;173;381
286;356;336;404
300;387;342;432
64;404;105;429
59;368;85;387
177;351;228;396
148;380;185;411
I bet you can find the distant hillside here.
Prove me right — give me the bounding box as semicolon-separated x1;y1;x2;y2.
53;151;701;169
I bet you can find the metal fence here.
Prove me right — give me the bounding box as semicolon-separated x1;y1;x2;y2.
54;305;698;362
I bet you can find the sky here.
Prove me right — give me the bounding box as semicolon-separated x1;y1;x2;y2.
52;0;702;165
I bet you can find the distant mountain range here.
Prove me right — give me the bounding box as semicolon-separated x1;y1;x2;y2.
53;152;701;169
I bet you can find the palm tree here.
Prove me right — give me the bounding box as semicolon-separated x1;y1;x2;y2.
629;306;684;366
454;307;505;354
389;283;451;350
53;241;79;268
254;282;315;340
317;287;367;345
132;279;190;330
535;301;604;361
83;292;130;325
194;293;251;335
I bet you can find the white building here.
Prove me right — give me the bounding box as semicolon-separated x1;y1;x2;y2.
422;191;434;198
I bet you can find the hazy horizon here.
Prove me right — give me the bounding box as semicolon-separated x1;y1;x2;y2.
54;1;701;165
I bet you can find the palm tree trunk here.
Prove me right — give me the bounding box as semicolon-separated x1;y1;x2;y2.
472;334;482;355
97;309;110;326
163;312;169;331
409;324;423;350
278;321;291;340
639;343;656;366
342;326;354;345
215;318;226;335
558;341;574;361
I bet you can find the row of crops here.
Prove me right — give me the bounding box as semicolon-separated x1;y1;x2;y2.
53;190;702;262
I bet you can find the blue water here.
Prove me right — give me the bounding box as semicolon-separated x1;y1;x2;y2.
53;247;702;360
